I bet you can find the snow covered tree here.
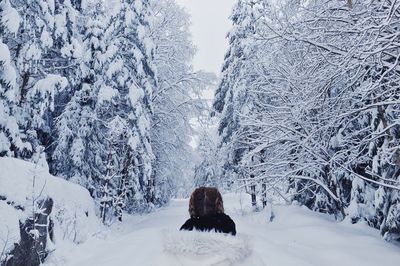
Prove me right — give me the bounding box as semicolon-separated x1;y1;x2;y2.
0;0;29;157
53;0;158;219
149;0;214;202
194;131;220;188
0;0;83;165
215;0;400;239
212;0;270;199
110;0;158;212
52;0;109;191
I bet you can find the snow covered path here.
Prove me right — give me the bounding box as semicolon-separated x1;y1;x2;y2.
47;194;400;266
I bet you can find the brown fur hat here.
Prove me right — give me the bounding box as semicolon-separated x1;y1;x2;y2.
188;187;224;218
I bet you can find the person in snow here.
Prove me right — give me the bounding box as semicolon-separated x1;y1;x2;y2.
180;187;236;235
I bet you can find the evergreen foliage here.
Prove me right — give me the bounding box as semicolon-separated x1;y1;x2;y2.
1;0;210;222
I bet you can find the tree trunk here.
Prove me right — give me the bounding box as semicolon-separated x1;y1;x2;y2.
347;0;352;8
262;183;267;208
251;185;257;207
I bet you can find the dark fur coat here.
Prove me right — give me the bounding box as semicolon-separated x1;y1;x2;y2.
180;213;236;236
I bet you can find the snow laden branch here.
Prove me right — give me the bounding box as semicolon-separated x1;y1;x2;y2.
212;0;400;240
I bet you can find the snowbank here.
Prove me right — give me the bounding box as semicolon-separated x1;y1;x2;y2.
0;157;99;260
225;193;400;266
0;202;19;258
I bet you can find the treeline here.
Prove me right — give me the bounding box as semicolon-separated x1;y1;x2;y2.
210;0;400;241
0;0;210;222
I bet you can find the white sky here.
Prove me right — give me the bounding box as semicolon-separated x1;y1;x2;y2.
175;0;236;75
173;1;236;148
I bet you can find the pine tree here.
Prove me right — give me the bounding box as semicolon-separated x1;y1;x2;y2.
52;1;109;194
212;0;264;195
0;0;28;157
53;0;157;218
0;0;77;164
117;0;157;210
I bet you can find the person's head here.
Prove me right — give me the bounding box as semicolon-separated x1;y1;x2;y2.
189;187;224;218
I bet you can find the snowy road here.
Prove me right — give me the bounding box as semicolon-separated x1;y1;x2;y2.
47;193;400;266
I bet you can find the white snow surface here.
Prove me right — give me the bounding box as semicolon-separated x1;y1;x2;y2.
98;85;119;104
0;0;20;34
0;42;11;65
0;157;99;260
45;193;400;266
0;201;19;258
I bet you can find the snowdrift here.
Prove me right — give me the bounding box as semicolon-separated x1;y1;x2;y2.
0;157;98;260
158;230;264;266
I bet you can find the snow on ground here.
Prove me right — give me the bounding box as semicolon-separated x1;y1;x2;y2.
2;158;398;265
45;192;400;266
0;158;98;260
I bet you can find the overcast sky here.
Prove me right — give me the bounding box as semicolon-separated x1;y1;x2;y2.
175;0;236;75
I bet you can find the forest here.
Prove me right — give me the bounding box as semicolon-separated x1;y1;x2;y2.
1;0;213;221
210;0;400;241
0;0;399;265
